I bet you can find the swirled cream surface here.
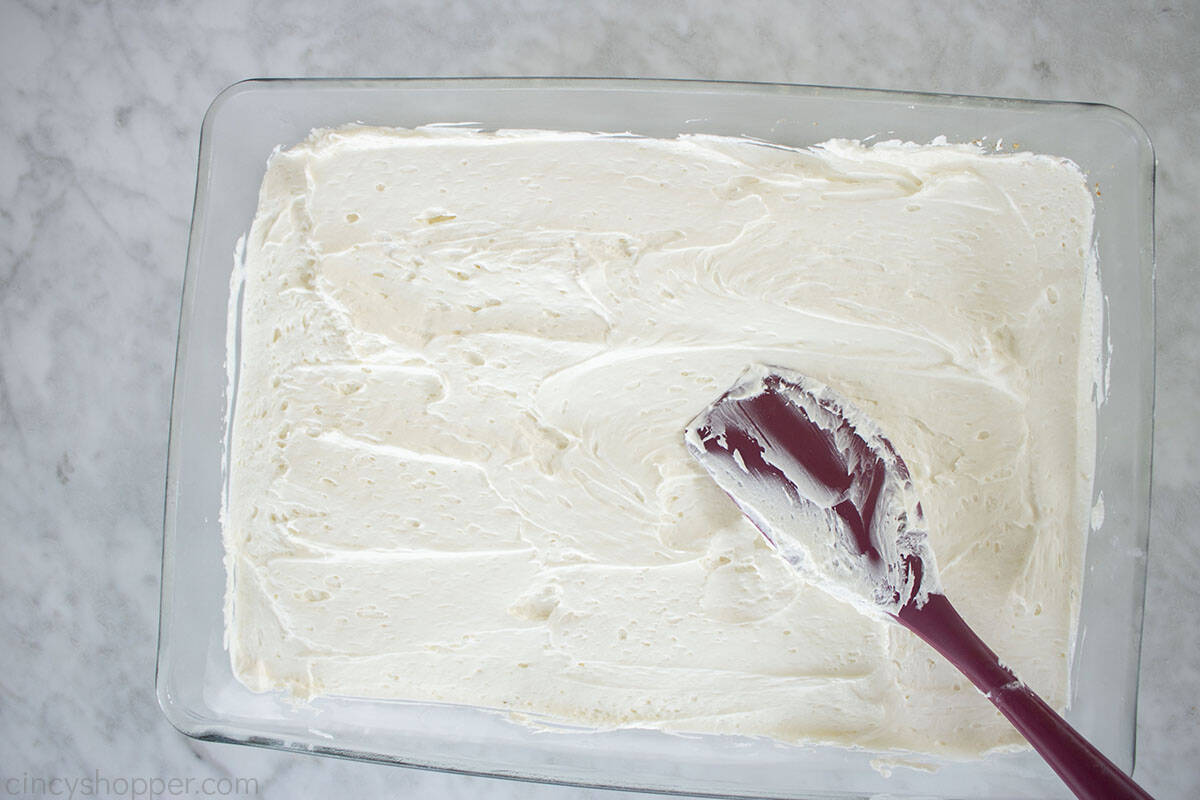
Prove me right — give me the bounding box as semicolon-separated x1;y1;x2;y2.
225;126;1098;756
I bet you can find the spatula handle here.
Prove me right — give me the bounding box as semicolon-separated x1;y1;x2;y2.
895;594;1152;800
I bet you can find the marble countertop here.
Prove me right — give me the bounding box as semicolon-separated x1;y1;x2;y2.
2;1;1196;798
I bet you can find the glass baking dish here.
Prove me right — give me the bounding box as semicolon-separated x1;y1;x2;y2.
157;78;1154;799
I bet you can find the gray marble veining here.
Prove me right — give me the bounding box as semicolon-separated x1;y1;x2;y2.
1;0;1196;798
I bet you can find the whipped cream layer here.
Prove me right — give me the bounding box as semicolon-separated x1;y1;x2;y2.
225;126;1098;756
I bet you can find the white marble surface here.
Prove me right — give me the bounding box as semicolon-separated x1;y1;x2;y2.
1;1;1196;798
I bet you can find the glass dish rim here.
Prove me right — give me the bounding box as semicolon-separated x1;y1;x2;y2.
157;76;1156;798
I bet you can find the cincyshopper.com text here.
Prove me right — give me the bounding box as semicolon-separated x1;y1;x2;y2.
3;771;259;799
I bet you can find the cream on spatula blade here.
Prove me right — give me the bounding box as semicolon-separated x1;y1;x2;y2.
684;364;1151;800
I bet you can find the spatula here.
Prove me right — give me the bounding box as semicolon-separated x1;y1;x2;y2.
683;364;1152;800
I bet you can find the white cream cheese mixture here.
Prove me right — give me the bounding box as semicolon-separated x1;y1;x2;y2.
225;126;1098;756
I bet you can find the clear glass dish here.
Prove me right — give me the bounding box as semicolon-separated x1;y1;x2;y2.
157;78;1154;799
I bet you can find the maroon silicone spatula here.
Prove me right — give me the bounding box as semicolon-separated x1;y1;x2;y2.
684;364;1151;800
